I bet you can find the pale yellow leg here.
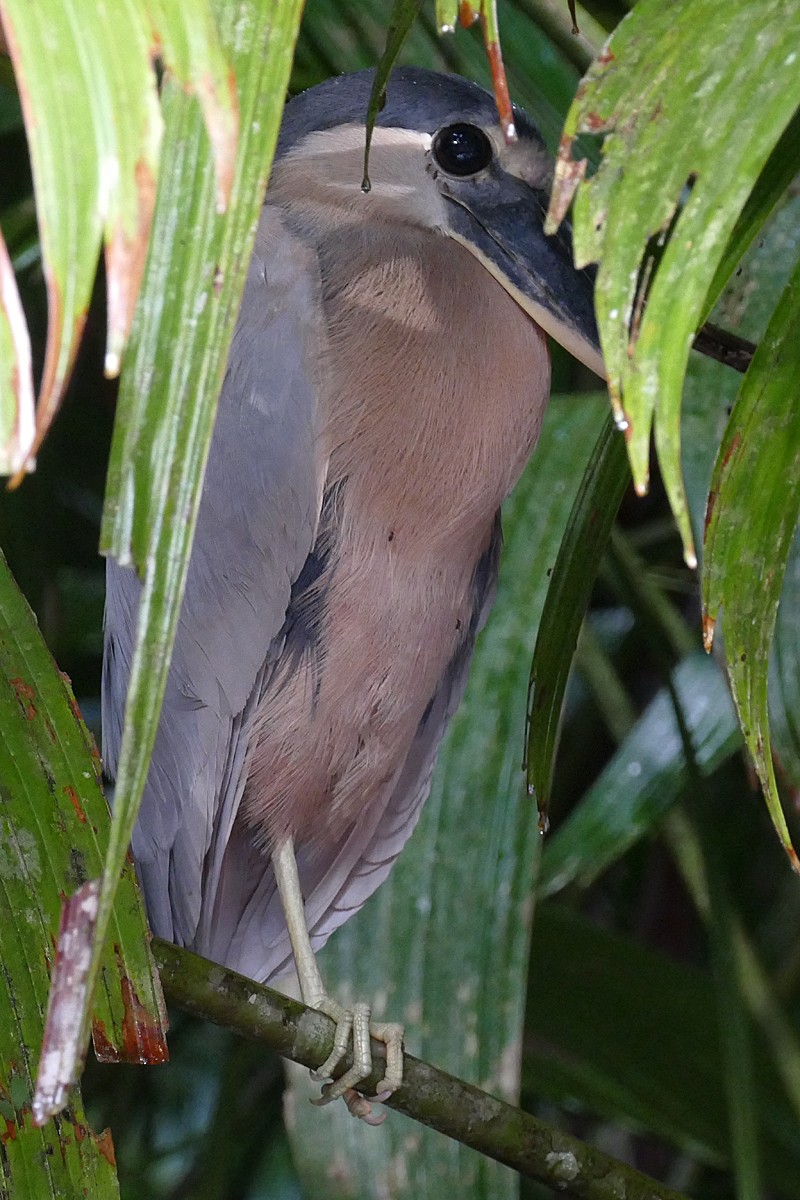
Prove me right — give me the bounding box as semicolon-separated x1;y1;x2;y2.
272;837;404;1114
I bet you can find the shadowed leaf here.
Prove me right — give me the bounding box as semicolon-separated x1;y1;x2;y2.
703;256;800;868
527;902;800;1194
526;411;629;817
551;0;800;562
0;547;166;1195
0;0;237;469
539;653;741;896
64;0;305;1132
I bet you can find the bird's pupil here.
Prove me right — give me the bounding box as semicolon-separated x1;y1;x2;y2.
432;123;492;177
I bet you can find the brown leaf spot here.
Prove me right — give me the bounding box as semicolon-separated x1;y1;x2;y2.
92;974;169;1065
64;786;88;824
2;1117;17;1144
95;1127;117;1168
61;1110;117;1168
195;68;239;211
64;686;84;724
459;2;479;27
10;677;36;720
702;611;716;652
548;153;587;231
721;431;742;471
90;1019;114;1061
704;488;717;534
104;156;158;379
583;110;607;132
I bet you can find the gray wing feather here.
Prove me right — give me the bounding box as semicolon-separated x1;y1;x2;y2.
207;519;502;983
102;207;327;947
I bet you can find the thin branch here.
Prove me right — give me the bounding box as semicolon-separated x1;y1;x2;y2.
693;322;755;374
152;938;693;1200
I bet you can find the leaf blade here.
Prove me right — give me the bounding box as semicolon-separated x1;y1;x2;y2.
0;546;166;1196
539;653;741;896
557;0;800;563
526;410;630;817
72;0;305;1120
703;254;800;867
0;0;238;466
0;226;33;473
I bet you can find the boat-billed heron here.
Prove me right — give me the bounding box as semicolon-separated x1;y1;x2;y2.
103;66;602;1116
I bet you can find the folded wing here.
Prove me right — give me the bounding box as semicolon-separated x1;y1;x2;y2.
102;207;328;948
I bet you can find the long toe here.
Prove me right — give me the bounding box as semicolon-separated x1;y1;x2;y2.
312;1001;372;1103
310;996;355;1083
368;1020;404;1099
307;997;405;1112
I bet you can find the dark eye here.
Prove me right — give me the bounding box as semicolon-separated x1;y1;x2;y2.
432;123;493;177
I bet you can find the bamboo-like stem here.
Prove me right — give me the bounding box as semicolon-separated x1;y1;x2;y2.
152;938;692;1200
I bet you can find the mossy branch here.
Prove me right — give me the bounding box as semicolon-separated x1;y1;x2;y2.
152;938;692;1200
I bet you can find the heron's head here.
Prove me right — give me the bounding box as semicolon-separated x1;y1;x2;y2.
270;67;602;377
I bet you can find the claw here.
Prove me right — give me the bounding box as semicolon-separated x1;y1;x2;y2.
343;1088;387;1125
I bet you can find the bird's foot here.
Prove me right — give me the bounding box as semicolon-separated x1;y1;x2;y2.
270;839;403;1122
309;995;404;1119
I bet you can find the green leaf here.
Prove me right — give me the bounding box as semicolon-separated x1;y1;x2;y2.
363;0;425;187
148;0;238;209
0;547;166;1198
682;188;800;793
526;410;629;817
701;108;800;323
668;804;800;1150
0;227;33;474
703;254;800;868
539;653;741;896
554;0;800;562
83;0;304;1120
286;394;608;1199
682;190;800;550
0;0;237;466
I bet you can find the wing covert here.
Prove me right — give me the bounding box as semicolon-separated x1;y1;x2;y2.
102;207;328;947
